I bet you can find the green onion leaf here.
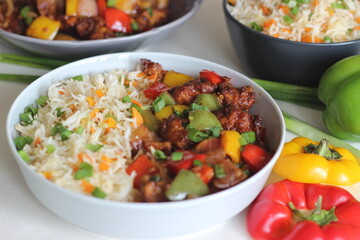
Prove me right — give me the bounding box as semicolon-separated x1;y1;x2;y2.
240;131;256;146
36;95;48;107
290;7;299;15
193;160;203;166
152;96;166;112
131;103;142;113
249;22;263;32
92;187;106;198
18;150;30;163
85;143;104;152
214;164;226;178
323;36;333;43
55;107;65;117
46;144;56;154
122;96;132;103
74;162;93;180
153;149;167;160
61;130;72;141
147;7;153;16
20;112;33;125
73;126;84;134
14;136;33;151
283;15;293;24
190;103;208;111
188;129;210;142
71;75;83;81
20;6;34;25
24;105;38;116
131;21;139;31
171;152;183;161
210;126;222;138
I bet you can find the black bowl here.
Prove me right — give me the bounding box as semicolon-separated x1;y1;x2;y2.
223;0;360;87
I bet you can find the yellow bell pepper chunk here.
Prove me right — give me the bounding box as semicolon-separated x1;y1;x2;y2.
131;107;143;128
273;137;360;186
115;0;136;14
155;105;189;120
26;16;61;40
66;0;79;16
163;71;194;87
221;130;241;163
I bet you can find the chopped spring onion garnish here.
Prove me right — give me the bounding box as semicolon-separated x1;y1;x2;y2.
18;150;30;163
193;160;203;166
152;96;166;112
122;96;132;103
36;95;48;107
171;152;183;161
214;164;226;178
153;149;167;160
46;144;56;154
85;143;104;152
92;187;107;198
240;131;256;146
71;75;83;81
74;162;93;180
14;136;33;151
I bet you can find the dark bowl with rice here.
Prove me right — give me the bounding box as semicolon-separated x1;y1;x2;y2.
223;0;360;87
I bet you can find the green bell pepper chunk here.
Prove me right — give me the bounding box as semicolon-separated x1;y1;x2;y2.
318;55;360;141
194;93;222;111
165;169;209;201
141;110;162;132
188;110;222;130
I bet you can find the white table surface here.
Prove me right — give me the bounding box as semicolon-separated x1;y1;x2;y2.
1;1;359;239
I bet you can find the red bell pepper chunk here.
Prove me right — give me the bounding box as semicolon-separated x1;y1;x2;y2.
241;144;271;172
104;8;132;33
126;154;153;189
143;81;170;100
167;151;207;175
192;164;214;184
199;70;223;84
97;0;106;17
247;179;360;240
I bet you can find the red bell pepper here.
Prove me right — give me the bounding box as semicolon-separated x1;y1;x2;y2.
104;8;132;33
192;164;214;184
126;154;153;188
241;144;271;172
199;70;224;84
97;0;106;17
166;150;206;175
143;81;170;100
247;179;360;240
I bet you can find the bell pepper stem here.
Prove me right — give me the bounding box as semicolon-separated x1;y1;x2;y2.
282;111;360;163
304;139;343;160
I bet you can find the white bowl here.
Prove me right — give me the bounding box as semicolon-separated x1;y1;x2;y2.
0;0;202;60
6;52;285;238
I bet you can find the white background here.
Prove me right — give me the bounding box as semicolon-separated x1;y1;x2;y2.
1;0;359;239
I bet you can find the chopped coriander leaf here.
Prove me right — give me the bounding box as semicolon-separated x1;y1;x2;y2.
46;144;56;154
214;164;226;178
71;75;83;81
92;187;106;198
18;150;30;163
85;143;104;152
122;96;132;103
250;22;263;32
73;126;84;134
74;162;93;180
171;152;183;161
36;95;48;107
14;136;33;150
152;96;166;112
240;131;256;146
154;149;167;160
283;15;293;24
193;160;203;166
190;103;208;111
55;107;65;117
188;129;210;142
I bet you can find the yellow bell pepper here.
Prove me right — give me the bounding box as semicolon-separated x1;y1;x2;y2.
273;137;360;186
66;0;79;16
115;0;136;14
163;71;194;87
155;105;188;120
220;130;241;163
26;16;61;40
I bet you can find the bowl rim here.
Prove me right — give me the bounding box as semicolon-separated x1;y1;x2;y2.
222;0;360;47
6;51;286;209
0;0;203;47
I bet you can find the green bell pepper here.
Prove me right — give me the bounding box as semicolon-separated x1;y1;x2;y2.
318;55;360;141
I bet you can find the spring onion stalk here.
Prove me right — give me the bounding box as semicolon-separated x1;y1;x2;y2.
0;73;39;83
0;54;69;69
282;111;360;163
252;78;325;110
